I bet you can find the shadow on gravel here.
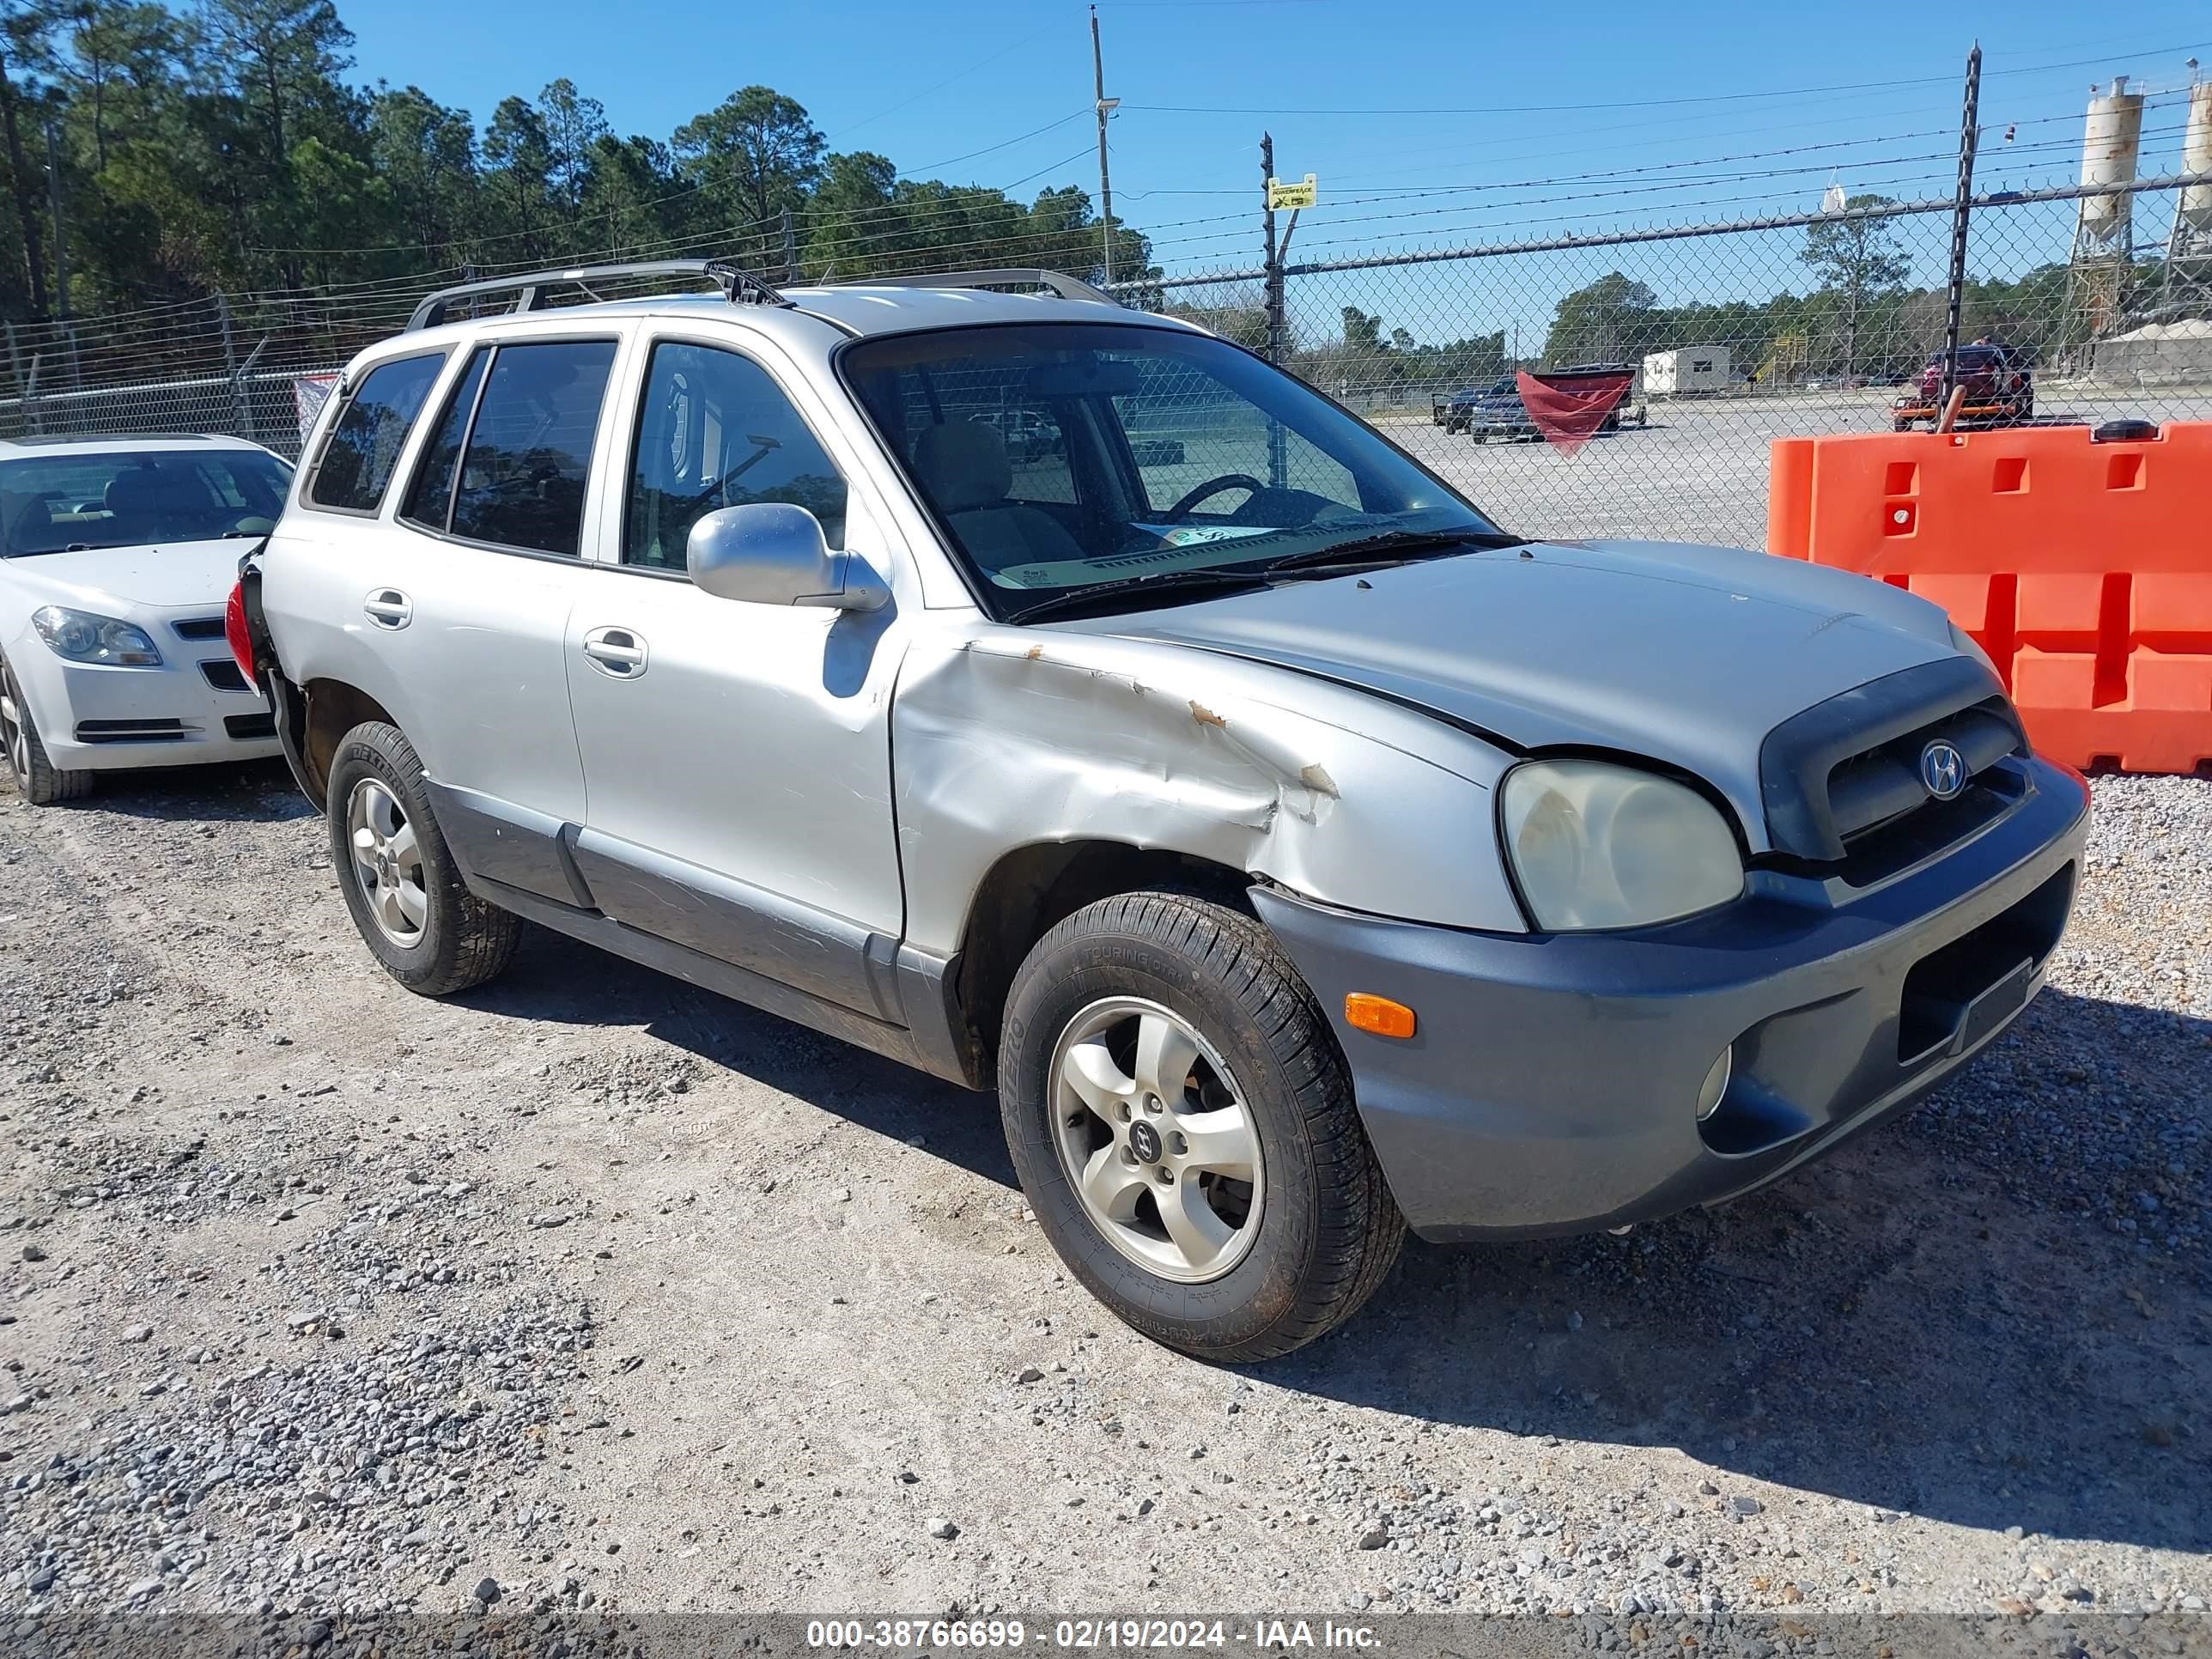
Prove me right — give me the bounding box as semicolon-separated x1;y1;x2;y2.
65;757;313;823
465;923;1016;1188
432;910;2210;1558
1261;984;2210;1559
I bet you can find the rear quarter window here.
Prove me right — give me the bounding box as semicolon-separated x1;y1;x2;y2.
307;353;447;514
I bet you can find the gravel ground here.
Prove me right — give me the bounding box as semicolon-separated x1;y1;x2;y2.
0;763;2205;1636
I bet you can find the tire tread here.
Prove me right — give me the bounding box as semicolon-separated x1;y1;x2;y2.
1006;888;1402;1363
328;721;519;996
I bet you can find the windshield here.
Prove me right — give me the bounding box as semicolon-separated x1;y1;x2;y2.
842;322;1504;611
0;447;294;556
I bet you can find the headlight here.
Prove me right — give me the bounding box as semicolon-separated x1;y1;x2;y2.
1948;619;1997;678
31;605;163;666
1499;759;1743;931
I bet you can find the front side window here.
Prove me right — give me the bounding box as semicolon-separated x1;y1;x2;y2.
434;340;618;556
842;323;1503;613
0;448;295;556
624;341;848;571
307;353;444;513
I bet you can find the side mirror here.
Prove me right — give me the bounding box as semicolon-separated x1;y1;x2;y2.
685;503;889;612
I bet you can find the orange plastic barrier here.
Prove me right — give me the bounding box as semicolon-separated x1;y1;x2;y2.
1767;421;2212;775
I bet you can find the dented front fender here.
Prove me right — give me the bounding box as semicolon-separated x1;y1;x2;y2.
893;626;1528;957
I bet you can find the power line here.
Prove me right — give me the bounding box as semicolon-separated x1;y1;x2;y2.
824;22;1064;142
903;111;1090;175
1118;40;2212;117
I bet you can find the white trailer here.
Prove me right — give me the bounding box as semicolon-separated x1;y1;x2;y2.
1642;346;1733;397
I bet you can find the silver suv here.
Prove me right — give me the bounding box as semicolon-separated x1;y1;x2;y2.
238;261;2087;1361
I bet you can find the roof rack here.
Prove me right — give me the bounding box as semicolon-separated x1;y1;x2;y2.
849;268;1117;306
404;258;790;332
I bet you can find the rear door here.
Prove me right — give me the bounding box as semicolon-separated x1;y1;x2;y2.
367;331;628;903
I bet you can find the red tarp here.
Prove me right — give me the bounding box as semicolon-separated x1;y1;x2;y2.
1516;368;1632;455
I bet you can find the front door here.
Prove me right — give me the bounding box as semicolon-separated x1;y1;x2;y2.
564;334;908;1019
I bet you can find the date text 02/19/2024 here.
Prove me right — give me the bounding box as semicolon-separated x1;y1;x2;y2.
802;1620;1384;1650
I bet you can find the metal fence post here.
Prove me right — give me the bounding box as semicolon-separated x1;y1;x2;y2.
1939;42;1983;422
216;294;252;440
2;321;23;437
779;208;797;284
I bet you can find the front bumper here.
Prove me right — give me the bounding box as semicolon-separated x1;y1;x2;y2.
8;632;280;772
1253;755;2089;1243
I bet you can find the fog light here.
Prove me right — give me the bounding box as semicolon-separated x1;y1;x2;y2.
1696;1047;1733;1121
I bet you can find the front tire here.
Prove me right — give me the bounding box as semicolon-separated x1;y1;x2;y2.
999;890;1403;1363
0;654;91;806
325;720;518;996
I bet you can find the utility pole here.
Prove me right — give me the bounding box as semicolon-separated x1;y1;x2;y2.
1091;5;1119;285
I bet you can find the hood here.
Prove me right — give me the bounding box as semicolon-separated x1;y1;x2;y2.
1067;538;1965;848
1;539;246;612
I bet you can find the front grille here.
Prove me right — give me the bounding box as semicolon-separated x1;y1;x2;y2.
76;719;185;744
171;617;225;641
224;713;276;740
1825;696;2022;846
200;659;251;693
1759;658;2031;871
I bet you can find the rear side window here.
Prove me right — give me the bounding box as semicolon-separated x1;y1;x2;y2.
447;341;617;556
307;354;445;513
400;347;492;531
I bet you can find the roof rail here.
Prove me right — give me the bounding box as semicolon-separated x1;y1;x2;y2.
851;268;1118;306
404;258;789;332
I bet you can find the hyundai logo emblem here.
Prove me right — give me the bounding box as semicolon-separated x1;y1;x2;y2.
1920;739;1967;800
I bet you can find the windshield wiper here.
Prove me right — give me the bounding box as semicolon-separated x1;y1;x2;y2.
1001;566;1276;624
1261;527;1525;574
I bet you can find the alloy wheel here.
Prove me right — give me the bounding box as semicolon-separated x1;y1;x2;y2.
1048;996;1265;1284
346;777;428;946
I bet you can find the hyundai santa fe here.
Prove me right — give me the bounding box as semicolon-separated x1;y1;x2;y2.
235;261;2087;1361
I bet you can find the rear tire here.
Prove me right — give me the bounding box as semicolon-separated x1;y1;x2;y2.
0;655;92;806
999;890;1403;1363
325;720;518;996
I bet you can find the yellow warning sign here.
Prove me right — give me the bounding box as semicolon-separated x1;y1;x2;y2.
1267;173;1317;210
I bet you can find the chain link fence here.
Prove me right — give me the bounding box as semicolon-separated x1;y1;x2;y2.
1130;176;2212;550
3;177;2208;554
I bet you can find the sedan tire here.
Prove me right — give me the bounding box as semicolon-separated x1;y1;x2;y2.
0;654;92;806
999;890;1403;1363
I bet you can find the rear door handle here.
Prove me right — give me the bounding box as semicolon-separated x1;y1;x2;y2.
581;626;647;678
362;588;411;629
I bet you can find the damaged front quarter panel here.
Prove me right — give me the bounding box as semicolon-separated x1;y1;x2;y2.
893;626;1528;956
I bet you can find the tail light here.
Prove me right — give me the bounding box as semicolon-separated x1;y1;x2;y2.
224;579;255;686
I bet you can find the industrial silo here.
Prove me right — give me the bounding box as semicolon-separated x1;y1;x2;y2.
2069;78;2148;343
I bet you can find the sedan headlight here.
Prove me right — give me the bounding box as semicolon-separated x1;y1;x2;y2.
31;605;163;667
1499;759;1743;931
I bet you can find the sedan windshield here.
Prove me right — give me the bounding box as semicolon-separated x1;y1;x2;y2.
0;447;294;556
842;322;1507;613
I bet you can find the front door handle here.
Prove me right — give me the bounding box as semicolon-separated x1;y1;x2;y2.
581;626;647;678
362;588;411;629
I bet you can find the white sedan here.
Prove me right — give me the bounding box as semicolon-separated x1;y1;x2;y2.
0;434;292;805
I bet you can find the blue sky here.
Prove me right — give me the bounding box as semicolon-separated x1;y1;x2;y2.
343;1;2212;332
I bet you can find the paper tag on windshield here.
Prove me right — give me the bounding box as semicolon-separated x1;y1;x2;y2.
1130;524;1276;548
